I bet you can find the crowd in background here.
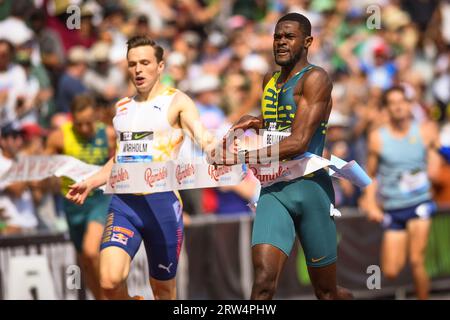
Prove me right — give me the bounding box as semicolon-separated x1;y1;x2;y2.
0;0;449;235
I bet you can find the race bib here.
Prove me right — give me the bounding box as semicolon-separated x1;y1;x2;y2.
399;170;429;194
117;131;154;163
262;130;291;147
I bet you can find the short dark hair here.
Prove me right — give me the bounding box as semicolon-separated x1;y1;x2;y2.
382;85;407;106
11;0;33;18
126;36;164;62
277;13;311;36
70;94;95;114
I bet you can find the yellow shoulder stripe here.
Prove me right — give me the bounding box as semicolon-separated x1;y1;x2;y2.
116;97;131;107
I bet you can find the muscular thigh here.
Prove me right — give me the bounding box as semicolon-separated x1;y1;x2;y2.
100;195;144;260
407;218;432;259
142;192;184;281
381;230;408;270
275;171;337;268
251;191;296;257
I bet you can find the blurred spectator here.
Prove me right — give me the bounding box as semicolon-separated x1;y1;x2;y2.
100;3;130;65
56;46;88;113
20;122;61;232
29;8;65;70
15;45;54;126
199;30;231;75
324;110;358;207
163;51;190;91
190;74;226;132
431;45;450;123
0;122;38;234
0;0;34;47
222;71;250;118
78;3;98;48
0;39;27;126
84;41;126;103
133;14;157;39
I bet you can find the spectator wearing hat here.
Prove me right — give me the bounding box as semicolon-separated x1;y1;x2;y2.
56;46;88;113
0;0;34;47
227;53;268;122
19;122;61;232
29;8;65;67
14;46;54;126
190;74;226;132
164;51;190;92
84;41;126;103
133;14;157;39
0;122;38;234
78;4;98;49
0;39;27;126
200;31;232;75
171;31;202;66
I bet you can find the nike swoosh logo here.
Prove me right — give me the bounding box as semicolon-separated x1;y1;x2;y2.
311;256;327;263
282;87;292;93
134;133;151;140
277;125;291;131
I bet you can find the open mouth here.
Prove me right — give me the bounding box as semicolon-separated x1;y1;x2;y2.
276;48;289;56
135;76;145;85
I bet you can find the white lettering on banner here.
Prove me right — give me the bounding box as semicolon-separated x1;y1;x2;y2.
144;167;168;187
208;165;233;182
0;153;372;194
0;155;101;187
109;168;129;189
249;164;290;183
176;164;195;185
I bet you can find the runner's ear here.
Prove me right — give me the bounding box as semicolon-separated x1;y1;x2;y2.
157;60;165;74
304;36;313;49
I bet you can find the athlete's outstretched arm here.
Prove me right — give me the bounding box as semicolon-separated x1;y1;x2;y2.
360;129;383;223
66;155;115;205
45;129;64;155
176;91;217;152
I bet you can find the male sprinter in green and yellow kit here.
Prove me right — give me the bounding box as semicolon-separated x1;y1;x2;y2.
212;13;353;300
46;94;116;299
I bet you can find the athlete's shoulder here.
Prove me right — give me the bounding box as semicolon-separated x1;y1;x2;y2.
305;66;331;85
368;125;384;151
171;89;194;105
115;96;132;108
46;127;65;154
420;120;438;133
262;71;279;89
420;120;439;147
301;66;332;96
161;87;178;96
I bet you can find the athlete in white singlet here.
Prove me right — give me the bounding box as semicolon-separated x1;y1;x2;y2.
66;36;217;300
